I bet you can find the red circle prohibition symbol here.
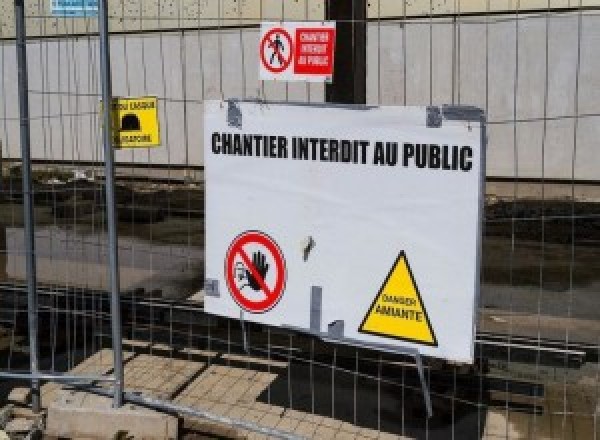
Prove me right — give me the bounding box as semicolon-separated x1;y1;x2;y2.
225;231;286;314
260;27;293;74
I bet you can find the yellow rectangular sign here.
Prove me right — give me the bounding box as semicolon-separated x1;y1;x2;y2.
110;96;160;148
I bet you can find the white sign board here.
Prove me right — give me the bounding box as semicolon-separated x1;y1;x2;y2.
259;22;336;82
204;101;484;363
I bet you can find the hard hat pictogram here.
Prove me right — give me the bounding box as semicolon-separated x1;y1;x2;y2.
121;113;141;131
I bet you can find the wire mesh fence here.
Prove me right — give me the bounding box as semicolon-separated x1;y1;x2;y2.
0;0;598;438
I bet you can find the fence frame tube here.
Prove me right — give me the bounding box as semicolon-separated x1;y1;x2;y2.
0;372;117;383
14;0;40;414
98;0;125;408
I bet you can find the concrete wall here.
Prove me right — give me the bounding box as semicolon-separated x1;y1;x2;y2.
0;0;597;38
0;0;328;38
0;10;598;180
0;28;325;168
367;12;600;180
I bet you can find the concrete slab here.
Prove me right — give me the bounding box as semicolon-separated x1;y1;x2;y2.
222;353;289;369
122;338;152;349
40;349;135;407
71;349;136;375
122;354;204;399
151;343;176;353
175;364;278;410
46;390;178;440
15;345;422;440
180;347;219;358
333;431;357;440
10;407;38;420
171;361;392;438
4;417;34;435
6;387;30;405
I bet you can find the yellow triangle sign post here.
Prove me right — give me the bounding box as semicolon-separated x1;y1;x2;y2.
359;251;437;347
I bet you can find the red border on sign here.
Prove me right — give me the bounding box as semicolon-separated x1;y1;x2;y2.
260;28;293;74
293;27;335;75
225;231;286;314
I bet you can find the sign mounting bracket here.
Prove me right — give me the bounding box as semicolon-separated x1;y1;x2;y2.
284;285;433;418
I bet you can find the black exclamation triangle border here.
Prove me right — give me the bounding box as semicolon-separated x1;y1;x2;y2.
358;251;438;347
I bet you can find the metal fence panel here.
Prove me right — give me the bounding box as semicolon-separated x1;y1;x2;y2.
0;1;598;439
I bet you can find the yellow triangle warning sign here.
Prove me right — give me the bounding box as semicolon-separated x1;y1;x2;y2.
359;252;437;347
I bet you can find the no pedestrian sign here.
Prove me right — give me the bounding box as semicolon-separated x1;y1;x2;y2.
259;22;336;82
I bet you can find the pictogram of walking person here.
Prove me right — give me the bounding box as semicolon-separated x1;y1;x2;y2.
268;33;286;66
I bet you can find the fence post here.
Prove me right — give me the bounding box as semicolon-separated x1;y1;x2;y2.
325;0;367;104
14;0;40;413
98;0;124;408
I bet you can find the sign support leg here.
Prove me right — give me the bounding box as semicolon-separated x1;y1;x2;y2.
240;310;249;354
414;351;433;418
316;331;434;418
286;286;434;417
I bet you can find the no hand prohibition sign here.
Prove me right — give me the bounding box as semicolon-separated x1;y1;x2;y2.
225;231;286;314
260;28;293;74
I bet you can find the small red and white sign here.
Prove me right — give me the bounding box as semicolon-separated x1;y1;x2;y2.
259;22;336;82
225;230;286;314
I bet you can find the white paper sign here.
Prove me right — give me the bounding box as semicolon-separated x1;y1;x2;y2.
204;101;484;363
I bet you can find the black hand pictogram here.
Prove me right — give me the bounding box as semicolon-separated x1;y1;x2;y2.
245;251;269;291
